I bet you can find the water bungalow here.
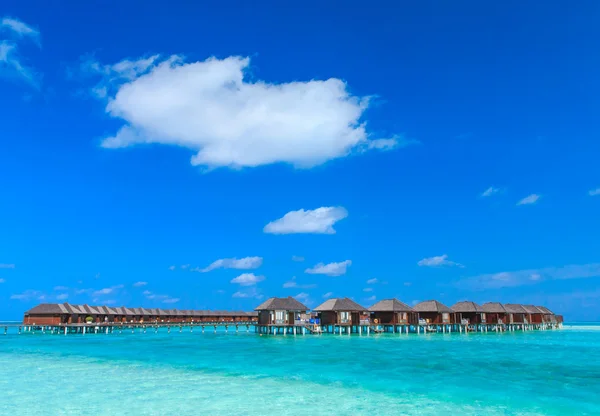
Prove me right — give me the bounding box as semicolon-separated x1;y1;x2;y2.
413;300;455;325
522;305;544;324
481;302;508;325
313;298;369;334
503;304;528;324
536;306;556;324
451;301;486;325
368;298;417;332
254;296;309;334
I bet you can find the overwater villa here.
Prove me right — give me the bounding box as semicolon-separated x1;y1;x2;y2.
413;300;455;324
481;302;508;324
368;298;417;326
522;305;544;324
254;297;310;334
313;298;368;326
451;301;486;325
504;304;528;324
536;306;556;324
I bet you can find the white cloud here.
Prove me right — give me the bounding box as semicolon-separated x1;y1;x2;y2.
199;256;263;272
0;17;40;87
418;254;463;268
10;290;45;301
282;276;317;289
589;188;600;197
292;255;305;262
366;278;378;284
232;287;263;299
142;290;152;296
56;293;68;300
92;284;124;296
517;194;540;206
456;263;600;290
305;260;351;276
1;17;40;41
0;263;15;269
168;265;176;271
75;288;91;295
365;295;376;302
231;273;265;286
481;187;500;197
365;135;419;151
181;264;190;270
322;292;333;298
162;297;180;304
133;281;147;287
85;54;405;169
264;207;348;235
54;286;69;291
363;288;373;292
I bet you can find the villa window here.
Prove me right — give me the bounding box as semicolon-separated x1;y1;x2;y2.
442;313;450;323
340;311;350;323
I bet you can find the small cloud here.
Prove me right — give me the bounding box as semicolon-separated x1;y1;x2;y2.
133;281;147;287
322;292;333;298
404;282;412;287
364;135;419;152
305;260;351;276
481;187;501;197
530;273;541;281
0;263;15;269
418;254;463;268
366;278;378;284
181;264;190;270
92;284;124;296
199;256;263;273
232;287;263;299
0;278;5;283
264;207;348;235
282;276;316;289
142;290;152;296
75;288;92;295
54;286;69;291
104;299;117;305
295;292;310;301
216;289;225;294
363;288;373;292
56;293;68;300
292;255;305;262
517;194;540;206
162;297;179;304
10;290;45;301
230;273;265;286
589;188;600;197
168;265;176;271
364;295;376;302
1;17;40;42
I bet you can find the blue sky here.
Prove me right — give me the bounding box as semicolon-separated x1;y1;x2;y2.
1;1;599;320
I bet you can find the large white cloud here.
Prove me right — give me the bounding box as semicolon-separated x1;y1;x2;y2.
264;206;348;234
87;55;408;169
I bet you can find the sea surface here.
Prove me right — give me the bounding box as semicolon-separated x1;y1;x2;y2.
0;323;598;415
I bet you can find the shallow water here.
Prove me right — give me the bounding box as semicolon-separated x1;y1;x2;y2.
1;324;598;415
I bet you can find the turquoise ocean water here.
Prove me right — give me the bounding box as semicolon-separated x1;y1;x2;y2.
0;323;598;415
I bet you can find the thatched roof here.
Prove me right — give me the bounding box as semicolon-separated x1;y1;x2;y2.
413;300;453;313
26;303;69;315
481;302;507;313
522;305;543;314
504;304;528;314
313;298;366;312
451;301;485;313
254;296;309;311
368;298;414;312
536;306;554;315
